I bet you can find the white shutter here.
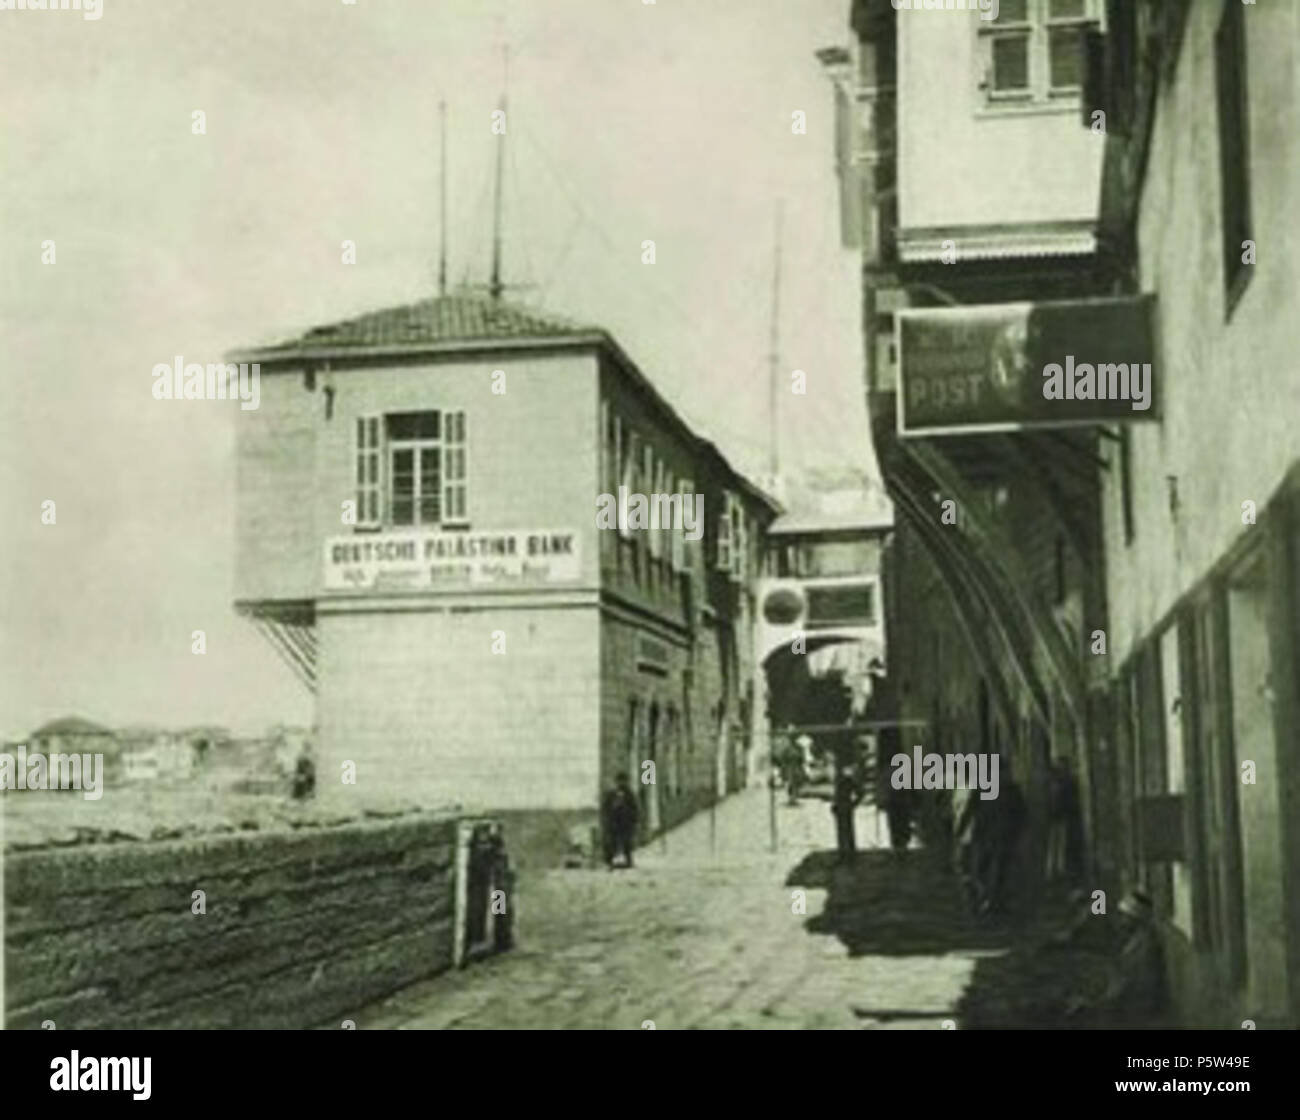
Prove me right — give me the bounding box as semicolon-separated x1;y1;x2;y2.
729;495;745;583
716;490;733;572
355;415;382;527
442;410;468;524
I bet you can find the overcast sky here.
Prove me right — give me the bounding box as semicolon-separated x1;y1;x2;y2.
0;0;871;739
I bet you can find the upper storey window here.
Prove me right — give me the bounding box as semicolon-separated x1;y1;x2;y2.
980;0;1095;108
354;409;468;530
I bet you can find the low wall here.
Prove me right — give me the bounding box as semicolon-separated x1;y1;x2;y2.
5;813;459;1029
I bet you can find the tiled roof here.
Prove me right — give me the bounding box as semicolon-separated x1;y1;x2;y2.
251;293;600;357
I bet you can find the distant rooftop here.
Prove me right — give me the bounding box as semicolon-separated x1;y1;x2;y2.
30;715;111;737
768;484;893;537
235;292;601;361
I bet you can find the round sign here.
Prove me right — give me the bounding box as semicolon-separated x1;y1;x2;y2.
763;586;805;626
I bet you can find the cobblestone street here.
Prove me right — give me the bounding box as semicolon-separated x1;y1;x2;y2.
356;788;1032;1030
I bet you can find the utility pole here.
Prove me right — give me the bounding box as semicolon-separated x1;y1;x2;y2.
438;99;448;297
767;201;783;855
767;201;784;489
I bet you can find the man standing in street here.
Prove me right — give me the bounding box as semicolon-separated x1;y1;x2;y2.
601;771;640;869
864;660;909;855
831;740;862;863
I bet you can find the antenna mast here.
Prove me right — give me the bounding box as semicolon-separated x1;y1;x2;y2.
438;99;448;297
768;201;784;485
490;47;509;301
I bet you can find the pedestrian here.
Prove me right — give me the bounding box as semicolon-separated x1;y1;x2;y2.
290;746;315;800
953;784;981;906
783;734;808;803
981;765;1027;915
830;753;861;863
864;661;908;855
601;771;640;869
1046;757;1083;882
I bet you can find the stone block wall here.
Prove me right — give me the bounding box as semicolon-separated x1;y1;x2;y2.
5;813;459;1029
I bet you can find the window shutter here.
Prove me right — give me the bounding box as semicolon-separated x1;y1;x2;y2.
601;398;612;496
621;429;638;540
660;464;672;565
355;415;382;527
442;410;468;524
648;453;660;560
642;442;655;565
729;497;746;583
680;479;695;572
668;469;681;572
716;490;733;572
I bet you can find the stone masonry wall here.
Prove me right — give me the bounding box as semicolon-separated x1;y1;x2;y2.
5;813;458;1029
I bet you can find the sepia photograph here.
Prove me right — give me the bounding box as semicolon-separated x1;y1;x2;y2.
1;0;1296;1093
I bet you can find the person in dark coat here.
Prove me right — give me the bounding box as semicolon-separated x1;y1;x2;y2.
864;662;910;855
831;747;863;863
1047;757;1083;882
290;748;316;800
601;771;640;869
981;764;1027;915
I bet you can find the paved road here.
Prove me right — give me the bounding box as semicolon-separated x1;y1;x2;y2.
355;788;1027;1030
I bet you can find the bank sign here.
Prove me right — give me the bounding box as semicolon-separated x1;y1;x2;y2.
896;295;1157;436
323;529;581;592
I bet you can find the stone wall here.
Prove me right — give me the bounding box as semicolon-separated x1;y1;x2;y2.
5;813;460;1029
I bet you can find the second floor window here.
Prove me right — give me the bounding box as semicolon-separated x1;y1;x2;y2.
980;0;1094;107
355;409;468;530
388;412;442;528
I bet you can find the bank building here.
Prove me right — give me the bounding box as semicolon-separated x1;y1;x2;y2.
230;292;779;864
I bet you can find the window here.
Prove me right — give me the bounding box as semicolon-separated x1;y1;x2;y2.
663;466;675;571
728;496;748;584
648;451;663;562
1045;0;1088;91
355;416;382;527
778;538;877;579
980;0;1095;107
1215;0;1253;311
621;429;638;542
678;479;695;572
613;416;625;571
716;491;734;572
601;399;612;496
379;410;467;530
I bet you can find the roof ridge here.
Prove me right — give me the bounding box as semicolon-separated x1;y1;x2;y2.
253;291;601;356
